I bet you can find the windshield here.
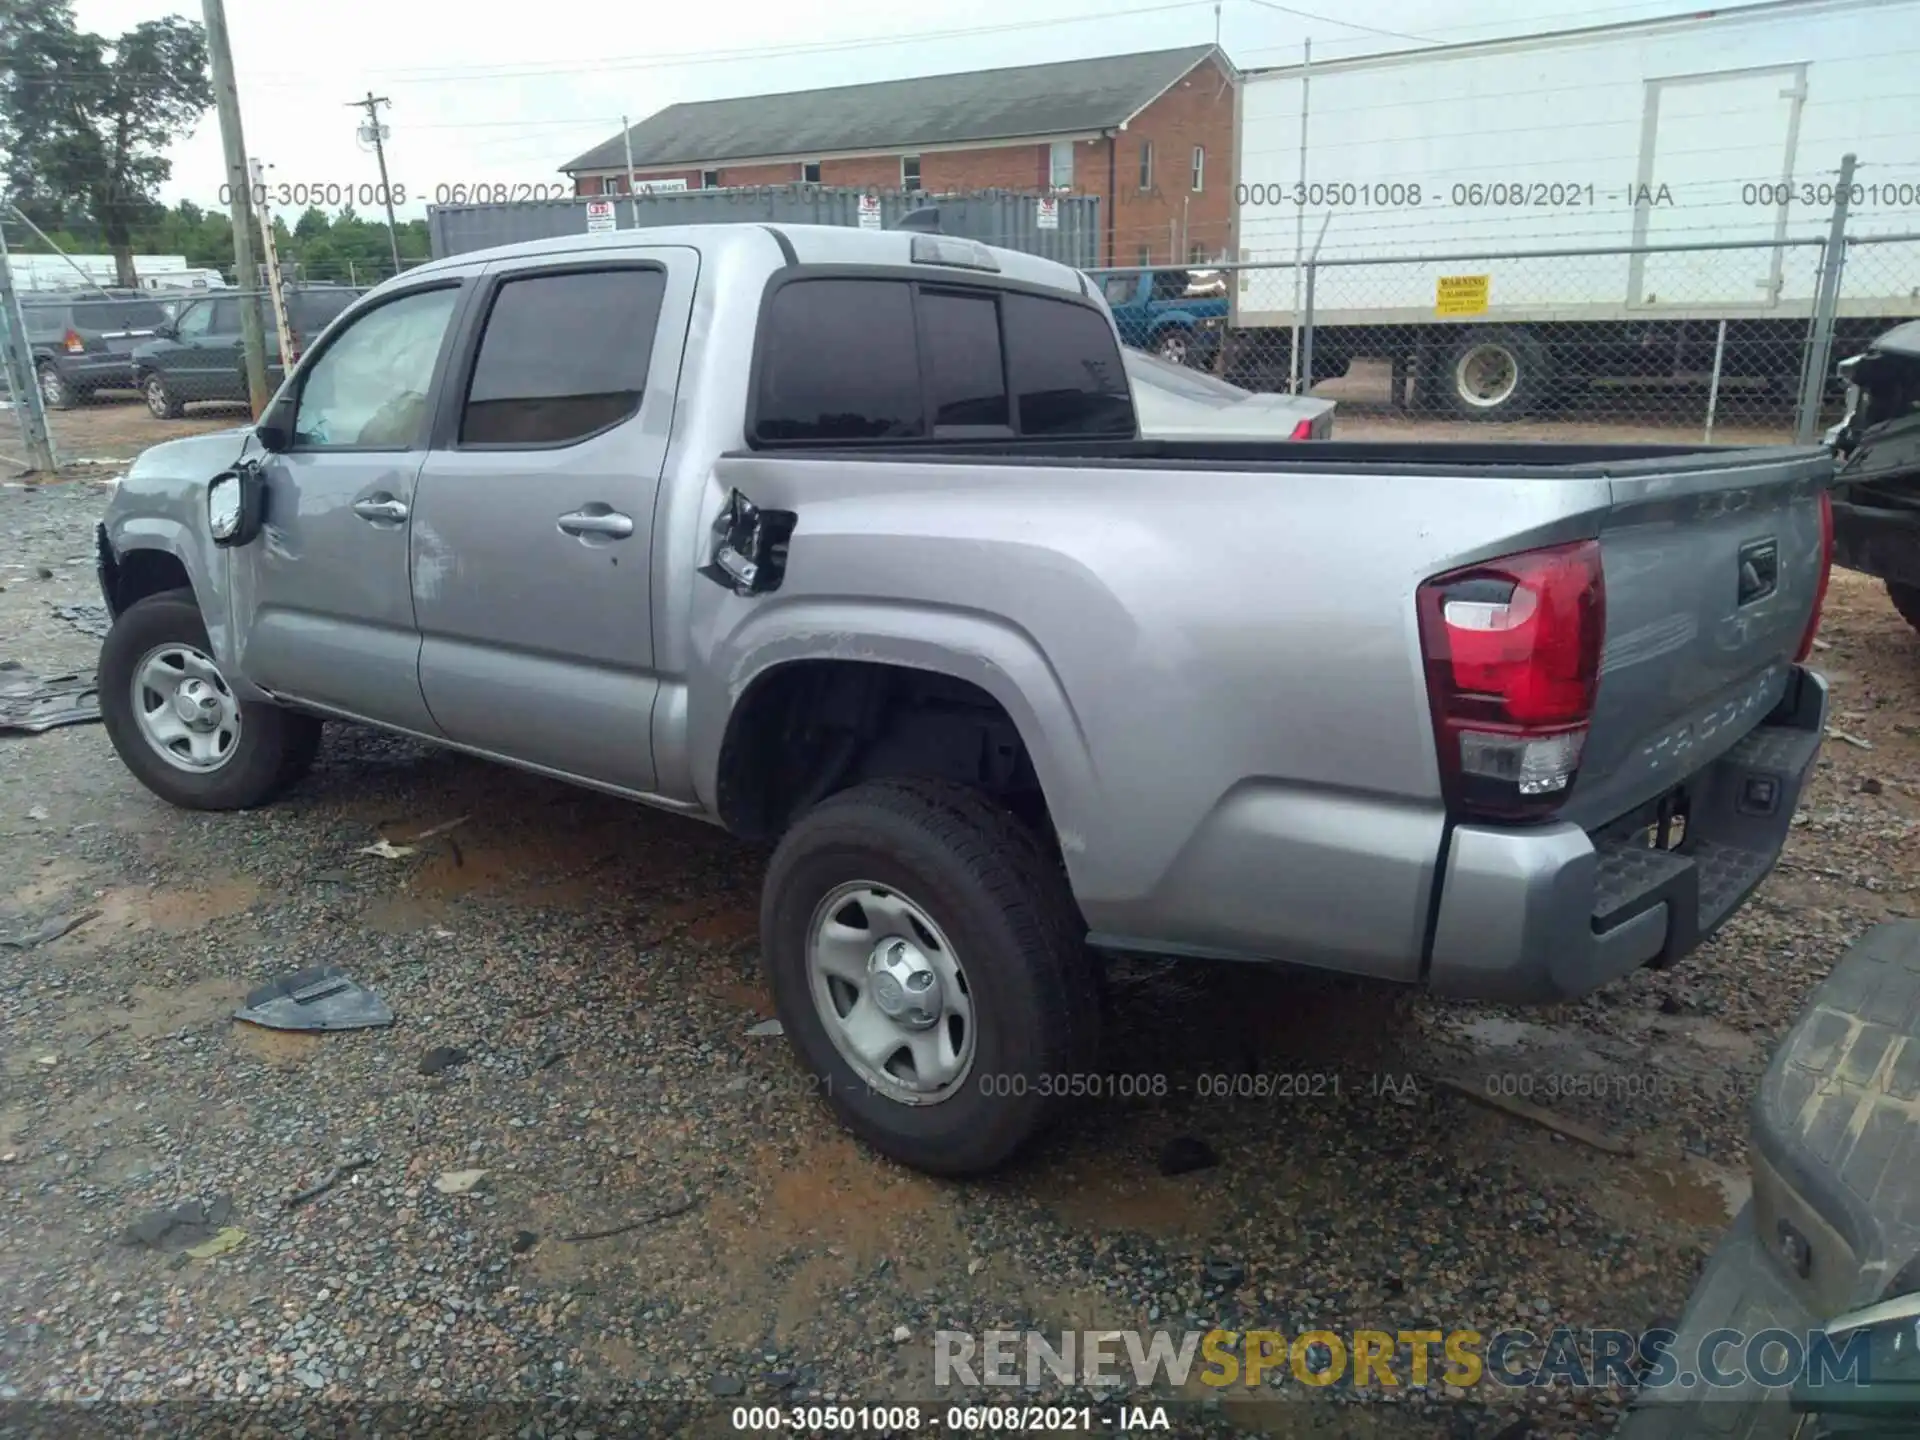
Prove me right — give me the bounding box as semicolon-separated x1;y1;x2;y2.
71;300;168;331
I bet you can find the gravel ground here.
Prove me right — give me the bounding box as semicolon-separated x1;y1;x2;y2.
0;410;1910;1439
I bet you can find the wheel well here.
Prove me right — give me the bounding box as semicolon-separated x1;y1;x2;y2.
716;660;1052;844
109;548;193;616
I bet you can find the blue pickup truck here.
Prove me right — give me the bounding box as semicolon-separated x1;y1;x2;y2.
1092;268;1228;368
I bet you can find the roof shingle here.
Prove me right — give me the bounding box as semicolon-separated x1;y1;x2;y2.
561;44;1222;173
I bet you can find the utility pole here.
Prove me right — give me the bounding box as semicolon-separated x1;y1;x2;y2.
0;216;58;472
349;92;404;275
250;159;295;375
622;115;638;229
202;0;271;416
1795;151;1857;445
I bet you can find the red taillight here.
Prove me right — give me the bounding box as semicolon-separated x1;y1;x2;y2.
63;329;85;354
1416;539;1606;822
1289;418;1314;440
1795;489;1833;663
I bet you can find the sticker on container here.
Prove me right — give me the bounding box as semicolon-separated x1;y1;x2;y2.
857;195;882;229
1435;274;1489;316
586;199;617;233
1036;198;1059;230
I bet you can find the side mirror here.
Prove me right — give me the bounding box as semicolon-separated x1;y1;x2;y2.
1789;1292;1920;1425
208;462;266;548
254;392;295;453
153;322;178;339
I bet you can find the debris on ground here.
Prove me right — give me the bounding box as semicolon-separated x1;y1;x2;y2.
745;1018;784;1037
25;805;49;821
559;1192;701;1242
418;1045;471;1076
0;664;99;733
183;1226;247;1259
432;1168;488;1196
284;1154;374;1209
232;966;394;1033
1827;727;1875;750
511;1230;539;1254
1;908;98;950
1157;1135;1220;1177
406;815;470;842
119;1196;235;1251
50;603;111;640
1433;1074;1636;1156
357;839;417;860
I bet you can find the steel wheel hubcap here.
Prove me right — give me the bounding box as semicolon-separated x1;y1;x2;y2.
147;379;166;410
131;643;242;772
807;882;974;1104
40;370;62;401
1456;344;1519;407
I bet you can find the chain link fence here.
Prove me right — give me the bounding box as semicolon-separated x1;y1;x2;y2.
1098;225;1920;443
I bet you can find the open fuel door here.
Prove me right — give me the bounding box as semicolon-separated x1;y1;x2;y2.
698;489;796;597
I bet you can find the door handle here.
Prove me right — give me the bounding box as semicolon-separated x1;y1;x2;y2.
557;508;634;539
352;495;409;524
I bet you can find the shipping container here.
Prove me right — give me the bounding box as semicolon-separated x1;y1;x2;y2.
427;186;1101;268
1229;0;1920;412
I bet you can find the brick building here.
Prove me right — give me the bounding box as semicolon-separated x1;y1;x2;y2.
560;45;1238;267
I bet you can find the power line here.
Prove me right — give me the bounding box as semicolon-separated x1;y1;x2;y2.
1238;0;1434;44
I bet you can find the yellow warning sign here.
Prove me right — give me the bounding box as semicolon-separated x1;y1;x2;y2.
1435;274;1490;316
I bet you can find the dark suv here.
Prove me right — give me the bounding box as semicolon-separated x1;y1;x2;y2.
20;292;172;408
131;286;362;418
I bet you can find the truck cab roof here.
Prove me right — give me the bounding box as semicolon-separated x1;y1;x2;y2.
396;222;1095;302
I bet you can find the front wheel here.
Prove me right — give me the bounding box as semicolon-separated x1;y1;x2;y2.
761;779;1099;1176
98;589;322;811
1154;329;1194;367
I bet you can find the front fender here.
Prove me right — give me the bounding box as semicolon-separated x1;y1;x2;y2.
689;599;1104;876
101;426;257;694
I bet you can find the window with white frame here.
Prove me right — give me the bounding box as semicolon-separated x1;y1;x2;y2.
1049;140;1073;190
701;169;721;189
1139;141;1153;190
802;161;821;183
901;155;922;191
1191;145;1205;192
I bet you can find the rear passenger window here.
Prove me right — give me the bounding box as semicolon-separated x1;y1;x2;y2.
919;290;1008;431
1002;293;1133;436
756;279;923;442
461;268;665;446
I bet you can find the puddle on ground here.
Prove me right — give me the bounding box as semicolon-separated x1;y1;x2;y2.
44;878;262;954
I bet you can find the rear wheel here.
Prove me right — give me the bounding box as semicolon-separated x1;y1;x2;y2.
142;371;184;419
761;778;1098;1176
1442;328;1548;420
38;362;75;411
99;589;322;811
1887;581;1920;635
1154;329;1194;367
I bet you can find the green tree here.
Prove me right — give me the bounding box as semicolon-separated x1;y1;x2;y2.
0;0;211;285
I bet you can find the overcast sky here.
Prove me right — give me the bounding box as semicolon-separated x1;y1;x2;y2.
72;0;1735;220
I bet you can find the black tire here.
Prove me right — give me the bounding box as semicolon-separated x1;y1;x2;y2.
98;589;322;811
761;778;1099;1177
1887;581;1920;635
1153;328;1195;367
37;362;76;411
142;370;184;419
1440;327;1549;420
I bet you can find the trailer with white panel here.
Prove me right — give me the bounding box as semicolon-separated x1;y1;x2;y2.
1229;0;1920;416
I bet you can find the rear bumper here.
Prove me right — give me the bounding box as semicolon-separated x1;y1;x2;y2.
1832;495;1920;589
1427;665;1828;1003
53;355;137;389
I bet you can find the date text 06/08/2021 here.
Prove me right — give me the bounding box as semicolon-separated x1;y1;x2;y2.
727;1403;1174;1432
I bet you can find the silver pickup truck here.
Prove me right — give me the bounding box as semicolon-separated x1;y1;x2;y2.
94;222;1834;1175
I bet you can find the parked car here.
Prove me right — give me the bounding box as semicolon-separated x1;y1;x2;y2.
1093;267;1228;368
131;285;363;418
94;223;1831;1177
1614;920;1920;1439
1829;320;1920;630
1125;346;1333;438
19;291;172;408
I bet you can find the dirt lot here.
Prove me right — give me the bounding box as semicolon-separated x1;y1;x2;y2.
0;397;1908;1438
